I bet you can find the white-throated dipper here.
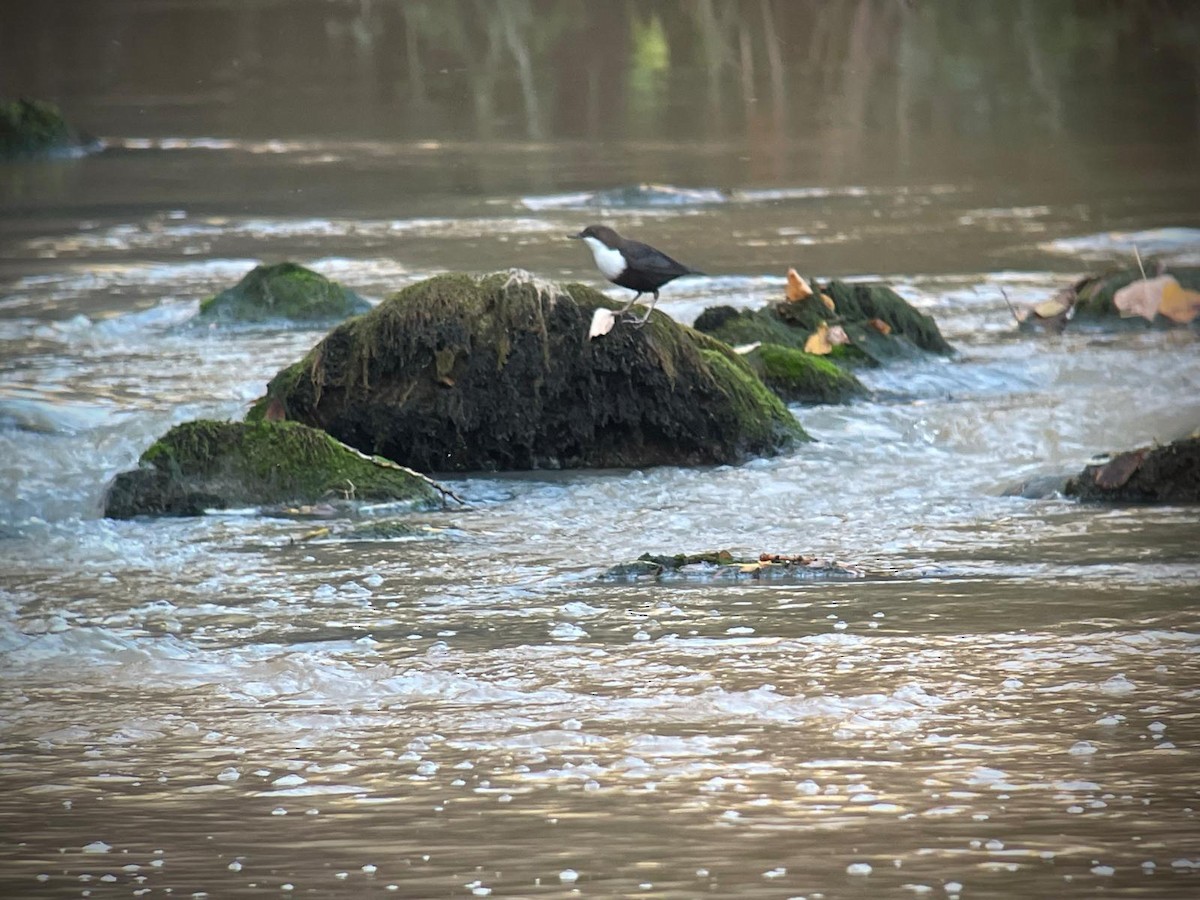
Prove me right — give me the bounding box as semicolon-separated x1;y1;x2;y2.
570;224;703;325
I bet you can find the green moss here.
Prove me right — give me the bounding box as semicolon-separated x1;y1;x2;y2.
0;98;91;158
699;349;809;445
106;419;438;517
748;343;867;404
196;262;371;325
694;305;809;350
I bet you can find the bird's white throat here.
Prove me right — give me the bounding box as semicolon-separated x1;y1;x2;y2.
582;236;627;281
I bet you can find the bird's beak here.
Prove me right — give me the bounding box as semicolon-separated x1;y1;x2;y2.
568;231;584;240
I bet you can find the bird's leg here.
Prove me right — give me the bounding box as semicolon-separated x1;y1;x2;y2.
616;292;642;316
630;291;660;327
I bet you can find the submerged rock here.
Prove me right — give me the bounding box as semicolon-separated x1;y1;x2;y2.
0;98;100;159
1064;434;1200;503
103;420;440;518
604;551;864;582
1020;266;1200;331
251;271;807;471
695;278;952;367
194;262;371;325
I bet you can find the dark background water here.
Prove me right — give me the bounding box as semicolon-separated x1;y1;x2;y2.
3;0;1199;280
2;3;1200;898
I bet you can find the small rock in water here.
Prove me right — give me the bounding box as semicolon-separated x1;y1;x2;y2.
1069;741;1097;755
82;841;111;853
847;863;872;875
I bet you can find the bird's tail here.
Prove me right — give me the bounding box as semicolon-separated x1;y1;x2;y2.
686;268;707;277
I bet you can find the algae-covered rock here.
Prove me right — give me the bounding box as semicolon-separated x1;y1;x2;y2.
251;271;807;471
194;262;371;325
0;98;100;159
103;419;440;518
603;550;864;582
695;278;953;366
741;343;867;405
1064;434;1200;503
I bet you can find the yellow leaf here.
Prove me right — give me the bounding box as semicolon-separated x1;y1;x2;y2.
786;268;812;302
820;293;835;311
1113;275;1176;321
1033;297;1070;318
804;322;832;355
1158;280;1200;324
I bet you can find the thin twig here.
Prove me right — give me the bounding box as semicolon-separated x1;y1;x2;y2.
1133;244;1147;281
999;287;1021;324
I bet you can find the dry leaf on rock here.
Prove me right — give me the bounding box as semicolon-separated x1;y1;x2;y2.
1095;449;1147;490
786;268;812;302
588;307;617;339
1114;275;1176;321
804;322;832;355
820;293;836;311
1032;297;1071;318
867;318;892;335
1158;280;1200;324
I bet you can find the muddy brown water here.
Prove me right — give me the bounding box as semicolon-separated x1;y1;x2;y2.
2;2;1199;897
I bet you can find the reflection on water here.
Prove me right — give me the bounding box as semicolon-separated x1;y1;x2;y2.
2;1;1199;898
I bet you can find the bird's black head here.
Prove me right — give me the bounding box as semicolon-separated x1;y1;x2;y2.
570;224;621;247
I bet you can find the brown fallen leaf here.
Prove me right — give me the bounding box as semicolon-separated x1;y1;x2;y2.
1158;279;1200;324
1113;275;1177;321
804;322;832;355
1094;449;1147;490
786;268;812;302
820;292;835;311
867;318;892;335
264;397;287;422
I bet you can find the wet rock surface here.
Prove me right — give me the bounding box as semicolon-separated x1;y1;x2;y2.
253;272;808;471
103;419;440;518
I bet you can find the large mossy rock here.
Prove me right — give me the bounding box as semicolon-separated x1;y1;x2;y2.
1064;434;1200;503
251;272;808;471
0;98;99;159
103;420;439;518
195;262;371;325
695;279;953;366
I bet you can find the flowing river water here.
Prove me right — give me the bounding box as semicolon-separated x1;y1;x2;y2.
2;2;1199;898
